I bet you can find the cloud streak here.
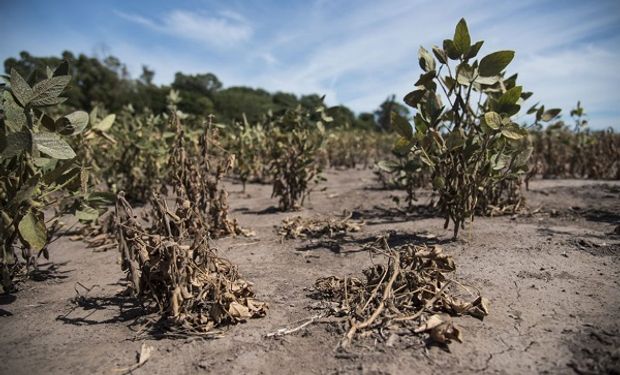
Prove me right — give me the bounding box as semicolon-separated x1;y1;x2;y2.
115;9;253;47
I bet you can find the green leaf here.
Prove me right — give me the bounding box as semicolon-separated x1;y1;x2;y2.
56;111;89;135
30;75;71;107
536;105;545;122
391;112;413;139
12;176;39;207
418;46;436;72
498;86;523;107
479;51;515;77
414;113;428;135
432;45;447;64
76;207;100;222
92;113;116;132
403;90;425;108
415;70;436;87
526;102;540;115
514;146;533;168
541;108;561;122
465;40;484;59
483;111;502;130
89;107;99;125
433;176;445;189
10;68;33;106
42;160;78;185
33;132;76;159
18;212;47;251
443;39;460;60
491;154;512;170
1;131;32;159
474;75;499;86
453;18;471;55
41;113;56;132
425;91;443;120
456;63;475;85
500;123;527;140
2;91;27;131
521;91;533;101
393;136;413;155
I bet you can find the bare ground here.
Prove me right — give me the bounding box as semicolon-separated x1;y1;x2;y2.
1;169;619;375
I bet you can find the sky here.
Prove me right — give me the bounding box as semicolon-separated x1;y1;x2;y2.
1;0;619;129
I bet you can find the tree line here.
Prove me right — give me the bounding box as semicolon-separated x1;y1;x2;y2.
4;50;409;131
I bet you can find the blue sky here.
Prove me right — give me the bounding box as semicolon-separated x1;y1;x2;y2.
1;0;619;129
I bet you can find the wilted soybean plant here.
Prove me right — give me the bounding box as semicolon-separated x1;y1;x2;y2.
267;103;332;210
392;18;560;238
0;64;88;290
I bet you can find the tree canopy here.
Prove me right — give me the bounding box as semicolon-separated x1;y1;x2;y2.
4;50;400;131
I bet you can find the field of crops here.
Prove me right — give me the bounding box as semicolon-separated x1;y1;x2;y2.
1;17;619;375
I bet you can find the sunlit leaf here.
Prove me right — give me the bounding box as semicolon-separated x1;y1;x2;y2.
18;212;47;251
33;132;76;159
479;51;514;77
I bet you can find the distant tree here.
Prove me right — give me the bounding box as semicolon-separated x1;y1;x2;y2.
355;112;378;130
327;105;356;128
172;72;222;95
3;50;386;128
140;65;155;85
299;94;324;111
170;72;223;116
272;92;299;112
214;86;274;123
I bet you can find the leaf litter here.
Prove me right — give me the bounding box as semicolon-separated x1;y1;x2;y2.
277;211;363;240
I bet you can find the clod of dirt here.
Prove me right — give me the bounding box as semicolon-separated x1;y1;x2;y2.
313;236;488;348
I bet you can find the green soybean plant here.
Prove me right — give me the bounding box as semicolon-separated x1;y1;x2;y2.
1;63;87;291
392;18;559;238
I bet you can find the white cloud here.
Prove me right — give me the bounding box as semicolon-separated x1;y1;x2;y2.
115;9;253;47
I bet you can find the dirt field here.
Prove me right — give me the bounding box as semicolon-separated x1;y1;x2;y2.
1;169;619;375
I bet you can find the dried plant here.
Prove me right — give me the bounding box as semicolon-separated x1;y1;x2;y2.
277;212;363;240
167;113;244;238
527;102;620;183
267;104;331;210
323;128;395;169
226;114;270;190
115;192;266;335
315;237;488;347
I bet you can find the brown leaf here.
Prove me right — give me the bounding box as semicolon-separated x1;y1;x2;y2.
228;301;252;319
